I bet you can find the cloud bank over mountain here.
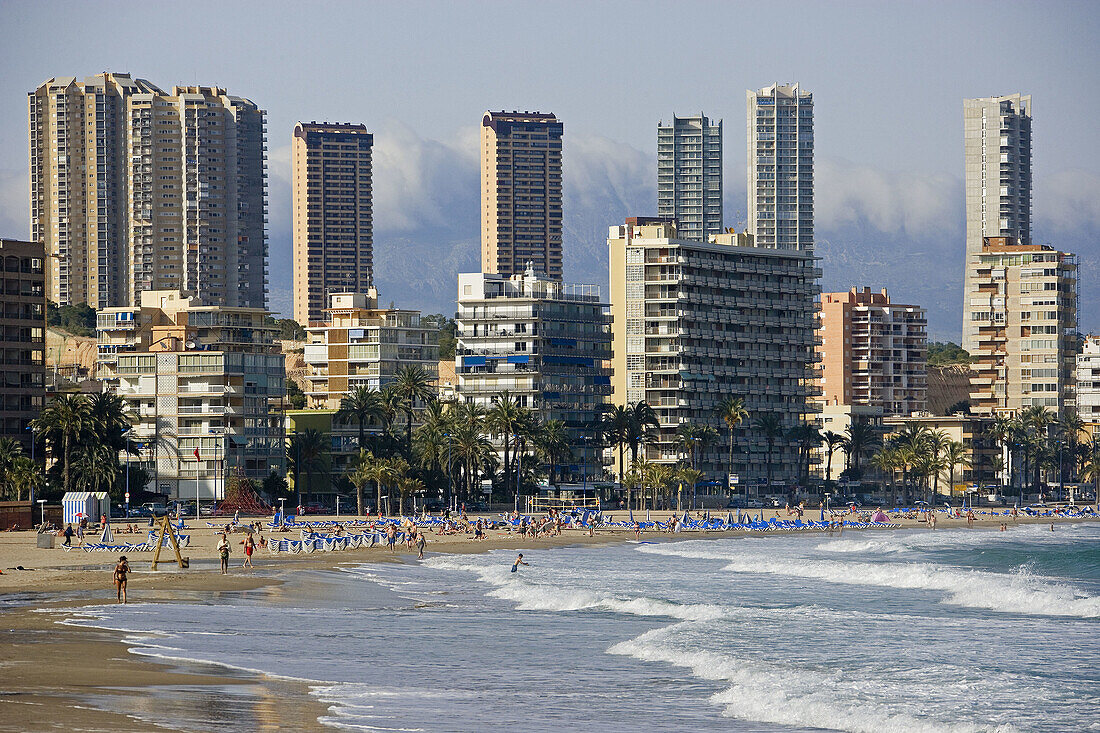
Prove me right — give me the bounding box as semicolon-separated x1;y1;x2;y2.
4;126;1096;339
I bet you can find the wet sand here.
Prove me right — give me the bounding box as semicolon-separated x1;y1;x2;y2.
2;510;1093;731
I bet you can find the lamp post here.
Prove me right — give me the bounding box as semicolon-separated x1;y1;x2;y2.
37;499;46;528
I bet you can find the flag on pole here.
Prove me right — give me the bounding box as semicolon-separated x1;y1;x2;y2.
194;448;201;461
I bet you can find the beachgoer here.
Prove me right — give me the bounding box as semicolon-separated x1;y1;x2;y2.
386;524;397;552
217;533;230;574
76;522;85;547
233;510;240;525
62;524;74;547
100;513;107;527
1051;523;1055;531
242;532;255;569
114;556;129;603
511;553;528;573
633;520;641;539
416;532;426;560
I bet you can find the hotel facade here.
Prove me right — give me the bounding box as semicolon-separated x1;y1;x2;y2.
608;218;819;483
657;114;722;242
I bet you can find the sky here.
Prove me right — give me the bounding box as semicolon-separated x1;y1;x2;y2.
1;0;1098;339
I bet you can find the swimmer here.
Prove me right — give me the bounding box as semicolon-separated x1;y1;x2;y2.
511;553;528;573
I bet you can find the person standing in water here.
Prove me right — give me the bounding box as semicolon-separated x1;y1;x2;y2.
217;533;231;574
511;553;528;573
114;556;130;603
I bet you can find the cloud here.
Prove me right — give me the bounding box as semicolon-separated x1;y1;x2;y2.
0;168;29;239
1035;169;1100;236
815;157;963;239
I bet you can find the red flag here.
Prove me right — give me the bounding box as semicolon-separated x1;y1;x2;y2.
194;448;201;461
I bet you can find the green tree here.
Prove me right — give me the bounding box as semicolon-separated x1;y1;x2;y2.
600;404;632;483
942;440;971;500
675;466;702;512
822;430;844;485
33;393;93;495
753;413;784;490
391;365;436;456
627;401;659;465
0;438;23;498
286;380;306;409
926;342;973;367
717;396;749;489
346;449;374;516
336;386;383;451
486;392;526;498
535;419;571;485
7;456;43;502
843;420;881;477
287;429;329;505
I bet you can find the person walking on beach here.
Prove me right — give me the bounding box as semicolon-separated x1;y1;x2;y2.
114;556;130;603
416;531;426;560
76;521;85;547
217;533;231;574
62;523;74;547
242;532;255;570
511;553;528;573
386;524;397;552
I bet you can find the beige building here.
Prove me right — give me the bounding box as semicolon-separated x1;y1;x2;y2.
480;111;563;279
96;289;278;381
883;413;996;492
967;237;1076;415
747;83;814;253
962;94;1032;352
816;287;927;417
608;218;819;484
29;73;268;310
292;122;374;324
303;292;438;409
97;290;285;500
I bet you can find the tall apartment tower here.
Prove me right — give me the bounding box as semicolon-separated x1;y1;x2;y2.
816;287;927;417
29;74;268;309
746;84;814;252
29;73;163;308
962;94;1032;352
480;110;563;280
968;237;1076;415
292;122;374;324
657;114;722;241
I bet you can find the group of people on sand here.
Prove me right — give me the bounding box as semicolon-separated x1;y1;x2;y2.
216;531;259;573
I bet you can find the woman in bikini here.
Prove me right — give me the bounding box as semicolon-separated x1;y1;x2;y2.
114;556;130;604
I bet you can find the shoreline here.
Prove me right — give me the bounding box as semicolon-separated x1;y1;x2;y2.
2;513;1095;731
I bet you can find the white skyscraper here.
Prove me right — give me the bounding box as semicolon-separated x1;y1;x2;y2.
961;94;1032;352
657;114;722;241
746;83;814;252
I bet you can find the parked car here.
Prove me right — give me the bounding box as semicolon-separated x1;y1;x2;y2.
127;506;152;518
199;503;216;516
424;499;446;512
142;502;168;516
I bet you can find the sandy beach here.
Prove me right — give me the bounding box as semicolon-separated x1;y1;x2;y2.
1;509;1094;731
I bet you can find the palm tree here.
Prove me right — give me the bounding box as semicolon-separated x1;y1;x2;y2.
288;429;328;505
391;365;436;457
1057;408;1087;482
486;392;526;497
717;397;749;484
675;466;702;512
1020;405;1053;492
788;422;822;489
822;431;844;486
336;386;383;451
33;393;93;495
534;419;571;485
386;457;411;515
7;456;43;502
843;420;880;477
600;405;632;482
346;449;374;516
627;401;659;465
73;444;120;496
0;438;22;498
753;413;784;492
926;430;951;502
644;462;673;511
870;447;899;505
87;392;134;450
942;440;971;502
397;476;425;516
988;413;1015;488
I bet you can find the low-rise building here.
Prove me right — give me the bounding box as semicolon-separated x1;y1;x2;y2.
97;290;285;499
302;291;438;408
815;402;884;482
882;413;997;494
456;269;612;481
0;239;46;456
607;218;820;483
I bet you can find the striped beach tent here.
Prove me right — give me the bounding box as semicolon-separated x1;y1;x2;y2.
62;492;110;525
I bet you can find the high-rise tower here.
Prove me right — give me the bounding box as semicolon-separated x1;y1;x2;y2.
962;94;1032;352
292;122;374;324
29;74;268;309
480;111;563;279
746;83;814;252
657;114;722;241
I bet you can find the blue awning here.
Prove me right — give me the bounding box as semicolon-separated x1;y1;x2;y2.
464;356;486;366
507;354;530;364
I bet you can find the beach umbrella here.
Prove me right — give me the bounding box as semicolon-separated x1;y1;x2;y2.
726;511;734;527
100;522;113;543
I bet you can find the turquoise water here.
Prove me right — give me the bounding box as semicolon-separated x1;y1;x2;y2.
59;523;1100;732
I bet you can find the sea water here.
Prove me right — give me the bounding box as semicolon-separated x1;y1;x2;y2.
60;523;1100;732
